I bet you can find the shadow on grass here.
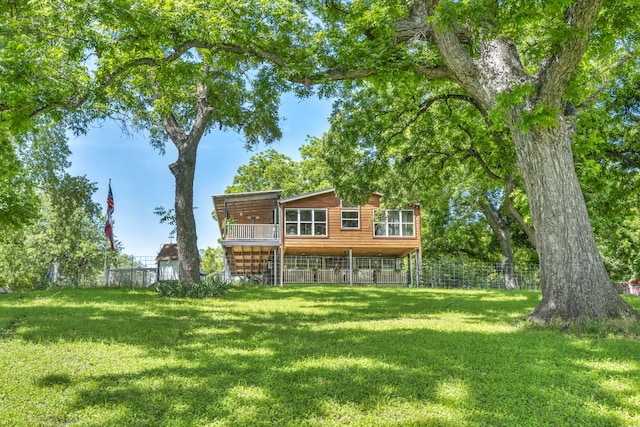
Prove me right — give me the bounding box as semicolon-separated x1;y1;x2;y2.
2;286;639;426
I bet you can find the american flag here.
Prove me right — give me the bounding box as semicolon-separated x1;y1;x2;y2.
104;181;115;251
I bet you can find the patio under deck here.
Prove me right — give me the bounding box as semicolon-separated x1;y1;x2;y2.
223;245;275;278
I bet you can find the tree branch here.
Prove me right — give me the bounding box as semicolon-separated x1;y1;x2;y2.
464;147;502;181
503;172;537;248
418;0;489;103
479;195;503;232
536;0;605;108
576;50;636;111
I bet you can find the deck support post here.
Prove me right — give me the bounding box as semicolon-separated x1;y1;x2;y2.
279;246;284;286
416;249;422;287
349;248;353;285
273;247;278;286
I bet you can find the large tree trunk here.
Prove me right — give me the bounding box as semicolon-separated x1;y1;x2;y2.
169;143;201;284
511;119;637;322
161;83;212;284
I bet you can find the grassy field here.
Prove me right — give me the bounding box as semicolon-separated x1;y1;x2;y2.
1;286;640;427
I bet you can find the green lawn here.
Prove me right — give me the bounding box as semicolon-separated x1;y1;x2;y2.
1;286;640;426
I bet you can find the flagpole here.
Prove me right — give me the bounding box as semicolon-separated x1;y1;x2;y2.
103;247;108;286
103;179;113;286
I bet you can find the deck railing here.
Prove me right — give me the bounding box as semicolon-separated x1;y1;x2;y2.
224;224;280;241
282;268;407;285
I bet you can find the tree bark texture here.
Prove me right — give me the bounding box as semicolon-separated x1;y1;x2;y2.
169;144;201;284
511;122;637;321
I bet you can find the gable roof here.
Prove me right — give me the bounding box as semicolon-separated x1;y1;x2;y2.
279;188;384;204
278;188;335;204
156;243;178;261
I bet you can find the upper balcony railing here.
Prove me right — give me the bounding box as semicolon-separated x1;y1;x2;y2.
224;224;280;242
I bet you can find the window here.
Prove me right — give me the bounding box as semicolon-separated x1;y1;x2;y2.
285;209;327;236
374;210;414;237
341;210;359;229
341;200;360;229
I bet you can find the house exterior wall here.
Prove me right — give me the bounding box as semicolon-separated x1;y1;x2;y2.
280;191;420;257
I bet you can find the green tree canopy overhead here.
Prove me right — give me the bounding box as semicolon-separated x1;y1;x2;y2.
0;1;95;128
81;0;320;284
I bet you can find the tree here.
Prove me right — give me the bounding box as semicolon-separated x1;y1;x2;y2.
226;147;333;197
201;246;225;276
0;172;104;289
90;1;315;284
2;1;311;284
226;149;304;197
304;0;639;322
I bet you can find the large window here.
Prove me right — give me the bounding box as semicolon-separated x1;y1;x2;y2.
285;209;327;236
374;210;414;237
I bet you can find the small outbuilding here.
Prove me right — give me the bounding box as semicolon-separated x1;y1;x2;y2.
156;243;179;282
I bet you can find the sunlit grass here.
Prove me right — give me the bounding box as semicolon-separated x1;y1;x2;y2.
1;286;640;426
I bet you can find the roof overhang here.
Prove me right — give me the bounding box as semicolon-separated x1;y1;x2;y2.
212;190;282;206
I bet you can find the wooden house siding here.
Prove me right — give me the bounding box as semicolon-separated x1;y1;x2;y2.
281;192;420;257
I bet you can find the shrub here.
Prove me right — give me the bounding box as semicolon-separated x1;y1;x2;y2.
156;276;232;298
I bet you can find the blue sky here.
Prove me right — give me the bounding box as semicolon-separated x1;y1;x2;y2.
68;94;333;256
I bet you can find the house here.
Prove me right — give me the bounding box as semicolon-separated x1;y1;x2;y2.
156;243;179;282
212;189;422;286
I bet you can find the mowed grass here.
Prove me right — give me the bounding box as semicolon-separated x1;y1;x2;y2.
1;286;640;427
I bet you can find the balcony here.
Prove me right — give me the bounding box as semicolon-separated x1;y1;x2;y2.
223;224;280;245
